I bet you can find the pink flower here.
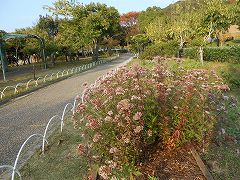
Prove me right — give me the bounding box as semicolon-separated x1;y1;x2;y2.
75;95;81;100
99;165;112;179
76;103;87;113
133;112;142;121
109;147;119;154
134;126;143;134
116;87;125;95
107;111;113;116
93;133;102;143
218;85;230;92
88;175;94;180
106;160;117;169
147;130;153;137
77;144;85;155
86;117;100;129
131;95;141;101
104;116;112;122
122;136;130;144
117;99;131;112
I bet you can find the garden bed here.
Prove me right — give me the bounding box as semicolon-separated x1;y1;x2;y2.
137;143;206;179
17;57;240;179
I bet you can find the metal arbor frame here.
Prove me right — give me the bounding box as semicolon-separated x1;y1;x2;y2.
0;31;47;81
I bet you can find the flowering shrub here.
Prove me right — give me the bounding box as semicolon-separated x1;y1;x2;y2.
74;61;229;179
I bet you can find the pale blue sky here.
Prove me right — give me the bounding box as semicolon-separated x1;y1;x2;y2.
0;0;174;32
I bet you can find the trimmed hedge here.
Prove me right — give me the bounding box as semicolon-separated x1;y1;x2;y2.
140;40;179;59
183;46;240;63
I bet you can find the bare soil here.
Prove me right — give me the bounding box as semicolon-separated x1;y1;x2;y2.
137;143;206;180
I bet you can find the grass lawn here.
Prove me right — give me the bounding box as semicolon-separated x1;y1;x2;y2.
17;117;90;180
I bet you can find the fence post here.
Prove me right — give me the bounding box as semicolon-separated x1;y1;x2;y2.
60;103;74;133
11;134;46;180
42;115;61;154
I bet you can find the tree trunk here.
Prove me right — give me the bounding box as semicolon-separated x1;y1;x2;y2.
51;53;56;65
219;31;225;46
65;53;68;62
92;42;99;61
15;47;19;66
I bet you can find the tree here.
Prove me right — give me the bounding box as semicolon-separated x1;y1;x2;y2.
120;12;140;28
137;6;164;33
48;1;121;61
72;3;121;60
120;12;141;45
130;34;149;53
37;15;59;64
202;0;232;46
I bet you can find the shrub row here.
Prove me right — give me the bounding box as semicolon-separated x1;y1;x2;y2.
183;46;240;63
140;40;179;59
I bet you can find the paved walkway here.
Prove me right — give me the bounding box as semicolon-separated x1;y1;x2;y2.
0;54;132;168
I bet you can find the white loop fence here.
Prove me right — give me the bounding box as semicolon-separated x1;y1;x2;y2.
15;83;25;93
0;54;126;179
43;74;49;83
60;103;74;132
11;133;47;180
0;56;119;100
0;86;18;99
35;77;43;86
42;115;61;154
56;71;61;78
26;79;35;90
50;73;55;81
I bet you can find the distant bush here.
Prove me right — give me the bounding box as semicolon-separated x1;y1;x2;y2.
183;46;240;63
140;40;179;59
188;38;207;47
232;39;240;44
183;47;199;60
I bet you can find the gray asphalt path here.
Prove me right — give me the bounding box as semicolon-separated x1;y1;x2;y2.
0;54;132;168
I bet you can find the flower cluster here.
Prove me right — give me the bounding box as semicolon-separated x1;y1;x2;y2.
74;61;228;179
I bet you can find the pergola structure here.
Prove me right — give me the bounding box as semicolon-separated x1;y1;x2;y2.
0;30;47;81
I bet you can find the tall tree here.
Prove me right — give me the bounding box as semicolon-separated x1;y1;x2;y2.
137;6;164;33
37;15;59;64
202;0;232;46
48;1;121;61
120;12;141;46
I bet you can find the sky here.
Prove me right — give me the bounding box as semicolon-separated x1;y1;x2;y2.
0;0;174;32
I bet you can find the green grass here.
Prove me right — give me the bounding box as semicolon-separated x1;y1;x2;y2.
201;103;240;180
127;57;156;69
18;118;90;180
